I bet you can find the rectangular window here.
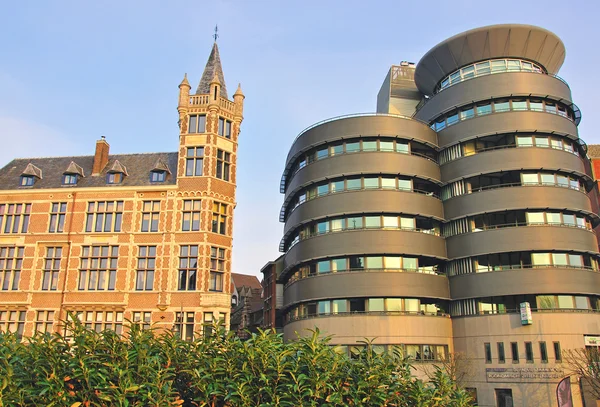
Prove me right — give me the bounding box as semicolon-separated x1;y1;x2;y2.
85;201;123;233
178;245;198;291
0;203;31;234
346;141;360;153
78;246;118;291
141;201;160;232
525;342;534;363
476;103;492;116
182;200;201;231
203;312;215;337
364;177;379;189
185;147;204;176
210;247;225;292
211;202;227;235
133;311;152;330
347;178;361;190
0;246;23;291
42;247;62;291
188;114;206;133
553;341;562;362
35;310;54;334
511;342;519;363
484;342;492;363
75;310;123;334
136;246;156;291
379;141;394;151
494;100;510;113
540;341;548;363
0;310;26;337
498;342;506;363
174;311;195;341
218;118;232;138
49;202;67;233
216;149;231;181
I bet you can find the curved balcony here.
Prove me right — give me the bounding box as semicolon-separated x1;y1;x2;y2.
415;72;572;123
449;267;600;300
446;225;598;260
284;271;450;308
436;110;578;149
283;189;443;236
440;145;587;185
282;229;447;277
284;152;441;203
283;312;452;343
443;183;593;221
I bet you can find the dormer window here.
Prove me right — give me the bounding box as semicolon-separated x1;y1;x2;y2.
20;176;34;186
107;172;123;184
150;170;166;183
63;174;78;185
20;163;42;187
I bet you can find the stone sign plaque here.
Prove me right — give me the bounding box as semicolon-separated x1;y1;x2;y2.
486;367;564;382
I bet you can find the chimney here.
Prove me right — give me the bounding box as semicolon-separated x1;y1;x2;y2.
92;136;110;175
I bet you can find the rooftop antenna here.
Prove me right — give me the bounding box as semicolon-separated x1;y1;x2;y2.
213;25;219;42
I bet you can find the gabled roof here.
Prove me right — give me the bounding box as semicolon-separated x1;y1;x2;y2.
108;159;128;175
64;161;85;177
22;163;42;178
152;158;171;174
0;152;178;190
231;273;262;291
196;42;228;98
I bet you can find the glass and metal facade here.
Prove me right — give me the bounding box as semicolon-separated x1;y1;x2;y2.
274;24;600;407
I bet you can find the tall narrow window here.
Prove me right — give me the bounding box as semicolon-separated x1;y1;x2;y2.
188;114;206;133
0;203;31;234
42;247;62;291
141;201;160;232
49;202;67;233
78;246;118;291
174;311;195;341
136;246;156;291
185;147;204;176
132;312;152;330
511;342;519;363
85;201;123;233
0;247;23;291
178;245;198;291
204;312;214;337
218;118;232;138
35;310;54;334
525;342;534;363
484;343;492;363
216;150;231;181
553;342;562;362
182;200;201;231
0;310;26;337
497;342;505;363
212;202;227;235
210;247;225;292
540;342;548;363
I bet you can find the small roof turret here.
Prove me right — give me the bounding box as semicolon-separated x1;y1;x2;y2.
179;73;191;88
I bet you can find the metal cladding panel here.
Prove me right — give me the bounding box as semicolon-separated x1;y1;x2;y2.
283;229;447;274
446;226;599;260
284;153;441;204
449;268;600;300
414;72;572;123
444;186;593;221
440;147;586;184
436;111;578;149
283;314;453;343
284;190;443;236
414;24;565;95
283;272;450;308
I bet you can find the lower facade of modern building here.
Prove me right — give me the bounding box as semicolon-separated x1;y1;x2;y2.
265;24;600;407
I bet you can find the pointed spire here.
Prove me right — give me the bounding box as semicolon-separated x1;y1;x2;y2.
196;42;228;98
234;83;244;97
179;73;190;88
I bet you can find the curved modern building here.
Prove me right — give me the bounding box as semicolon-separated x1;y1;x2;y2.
270;24;600;407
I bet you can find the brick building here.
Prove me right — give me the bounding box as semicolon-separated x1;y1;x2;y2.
0;41;244;339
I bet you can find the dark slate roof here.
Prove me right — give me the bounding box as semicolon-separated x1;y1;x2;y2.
0;152;179;190
196;42;228;98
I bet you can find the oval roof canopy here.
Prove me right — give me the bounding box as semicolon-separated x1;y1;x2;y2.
414;24;566;96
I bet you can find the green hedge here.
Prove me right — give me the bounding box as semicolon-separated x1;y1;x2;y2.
0;321;472;407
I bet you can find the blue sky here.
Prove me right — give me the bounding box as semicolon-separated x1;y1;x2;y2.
1;0;598;277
